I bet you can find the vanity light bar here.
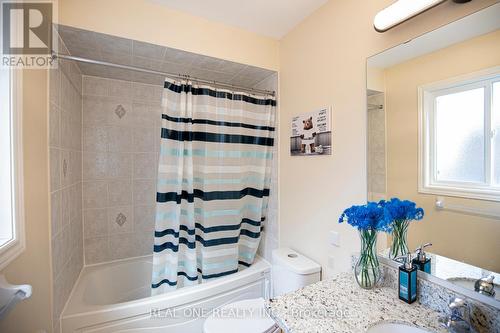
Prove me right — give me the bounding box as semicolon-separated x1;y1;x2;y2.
374;0;447;32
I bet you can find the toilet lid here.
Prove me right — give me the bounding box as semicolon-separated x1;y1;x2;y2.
203;298;276;333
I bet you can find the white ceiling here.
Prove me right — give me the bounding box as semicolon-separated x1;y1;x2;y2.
150;0;328;39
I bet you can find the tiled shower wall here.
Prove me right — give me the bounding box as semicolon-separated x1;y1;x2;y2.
81;74;280;266
367;93;386;201
49;33;84;332
82;76;162;264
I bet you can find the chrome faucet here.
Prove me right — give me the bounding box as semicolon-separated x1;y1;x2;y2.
474;275;495;298
440;297;475;333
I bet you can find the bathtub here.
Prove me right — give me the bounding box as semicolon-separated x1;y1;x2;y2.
61;255;271;332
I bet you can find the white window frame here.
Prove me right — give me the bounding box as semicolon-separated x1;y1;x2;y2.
0;68;25;270
418;66;500;202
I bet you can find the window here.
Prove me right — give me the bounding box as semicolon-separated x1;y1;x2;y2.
419;67;500;201
0;67;24;269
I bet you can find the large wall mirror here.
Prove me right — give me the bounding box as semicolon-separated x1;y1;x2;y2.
366;3;500;305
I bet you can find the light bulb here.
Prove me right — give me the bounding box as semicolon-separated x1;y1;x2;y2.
374;0;447;32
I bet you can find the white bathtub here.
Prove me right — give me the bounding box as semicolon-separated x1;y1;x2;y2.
61;255;271;332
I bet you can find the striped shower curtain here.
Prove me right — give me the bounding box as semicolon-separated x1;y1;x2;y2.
151;78;276;294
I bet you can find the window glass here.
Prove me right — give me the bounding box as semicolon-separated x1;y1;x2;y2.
435;87;485;183
0;69;14;247
493;81;500;185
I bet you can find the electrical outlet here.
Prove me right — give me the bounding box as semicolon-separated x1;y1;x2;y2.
329;231;340;247
328;255;335;269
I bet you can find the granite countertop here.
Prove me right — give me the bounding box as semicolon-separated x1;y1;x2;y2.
266;273;448;333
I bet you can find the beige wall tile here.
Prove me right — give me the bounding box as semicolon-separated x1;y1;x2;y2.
49;103;61;147
83;96;109;125
132;41;165;60
134;232;153;256
71;212;84;253
107;179;133;206
131;102;156;127
85;236;109;264
51;191;62;237
60;110;73;150
134;205;155;232
107;79;132;98
61;74;74;112
133;127;155;152
107;152;133;179
51;232;64;279
108;233;136;260
70;150;83;184
133;152;157;179
49;67;61;106
61;225;72;267
60;149;71;187
69;183;82;221
107;126;133;152
50;148;61;191
83;181;108;209
133;179;156;205
83;152;107;180
84;208;108;239
83;125;108;152
83;76;108;96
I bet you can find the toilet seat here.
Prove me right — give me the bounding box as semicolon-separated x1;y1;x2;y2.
202;297;277;333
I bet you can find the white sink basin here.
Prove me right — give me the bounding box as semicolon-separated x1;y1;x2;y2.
367;323;433;333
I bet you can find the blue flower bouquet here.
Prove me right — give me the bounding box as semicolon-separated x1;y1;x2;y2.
379;198;424;260
339;202;392;289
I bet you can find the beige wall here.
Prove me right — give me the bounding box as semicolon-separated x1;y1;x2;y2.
384;30;500;272
278;0;497;277
367;67;385;92
0;70;52;332
57;0;279;71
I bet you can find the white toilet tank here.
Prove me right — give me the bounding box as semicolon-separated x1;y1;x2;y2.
272;248;321;297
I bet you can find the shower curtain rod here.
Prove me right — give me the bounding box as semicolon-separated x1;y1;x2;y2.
51;52;276;97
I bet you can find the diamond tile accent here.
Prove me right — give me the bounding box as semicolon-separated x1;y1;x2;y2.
115;104;126;119
115;212;127;226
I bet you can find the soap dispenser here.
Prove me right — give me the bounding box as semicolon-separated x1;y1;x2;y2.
399;253;417;304
413;243;432;274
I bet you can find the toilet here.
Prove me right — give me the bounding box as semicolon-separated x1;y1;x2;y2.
203;248;321;333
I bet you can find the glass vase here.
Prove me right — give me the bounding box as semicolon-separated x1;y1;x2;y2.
389;219;410;260
354;229;381;289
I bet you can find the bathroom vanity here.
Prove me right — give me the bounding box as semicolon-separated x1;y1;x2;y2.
267;260;500;333
267;272;447;333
